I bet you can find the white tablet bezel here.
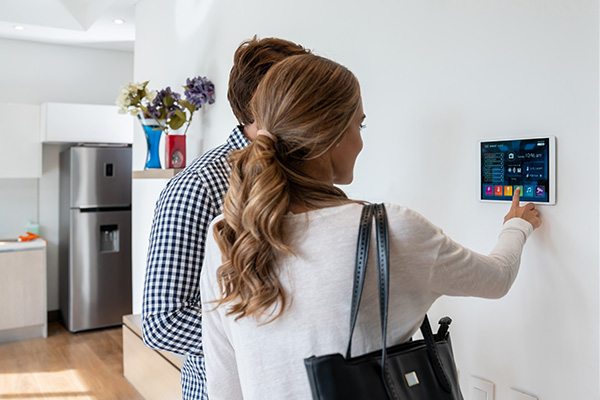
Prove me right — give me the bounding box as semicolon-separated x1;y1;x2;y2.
478;136;556;205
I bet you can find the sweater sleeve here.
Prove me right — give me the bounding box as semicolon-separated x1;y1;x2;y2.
426;216;533;299
200;219;244;400
388;204;533;300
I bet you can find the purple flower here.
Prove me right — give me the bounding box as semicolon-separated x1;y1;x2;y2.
150;87;184;120
146;105;162;120
184;76;215;109
124;76;215;135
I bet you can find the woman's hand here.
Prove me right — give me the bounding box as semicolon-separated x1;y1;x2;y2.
504;187;542;229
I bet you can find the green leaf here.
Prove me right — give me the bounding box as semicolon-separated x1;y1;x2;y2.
169;113;186;130
179;99;196;114
163;94;174;108
174;109;186;120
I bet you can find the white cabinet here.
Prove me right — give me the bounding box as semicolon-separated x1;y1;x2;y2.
123;314;185;400
0;240;47;343
0;103;41;178
41;102;133;144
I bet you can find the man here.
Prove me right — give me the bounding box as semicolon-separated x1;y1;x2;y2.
142;37;309;400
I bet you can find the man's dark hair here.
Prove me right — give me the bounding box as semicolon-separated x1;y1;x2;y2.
228;36;310;126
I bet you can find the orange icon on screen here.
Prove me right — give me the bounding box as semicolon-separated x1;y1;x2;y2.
504;186;513;196
494;186;503;196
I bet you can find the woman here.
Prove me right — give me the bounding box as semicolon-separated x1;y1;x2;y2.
200;54;541;400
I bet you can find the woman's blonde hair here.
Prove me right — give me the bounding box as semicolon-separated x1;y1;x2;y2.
213;54;362;321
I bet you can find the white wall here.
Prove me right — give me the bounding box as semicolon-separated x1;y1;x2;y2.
0;38;133;311
0;179;38;237
133;0;599;398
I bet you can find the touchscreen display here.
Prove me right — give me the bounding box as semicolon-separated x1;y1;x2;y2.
480;138;551;203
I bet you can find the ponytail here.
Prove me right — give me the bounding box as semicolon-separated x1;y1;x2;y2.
214;135;291;322
213;54;361;322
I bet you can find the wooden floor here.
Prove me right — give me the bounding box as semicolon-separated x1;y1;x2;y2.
0;322;144;400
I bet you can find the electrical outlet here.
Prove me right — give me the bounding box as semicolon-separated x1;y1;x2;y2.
510;388;538;400
470;376;495;400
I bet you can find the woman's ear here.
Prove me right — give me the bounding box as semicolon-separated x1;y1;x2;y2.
244;122;259;141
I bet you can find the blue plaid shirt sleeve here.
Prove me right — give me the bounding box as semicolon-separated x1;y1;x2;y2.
142;171;219;355
141;127;248;357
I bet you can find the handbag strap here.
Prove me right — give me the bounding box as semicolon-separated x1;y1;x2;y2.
373;203;398;399
346;204;454;395
373;203;453;395
345;203;374;359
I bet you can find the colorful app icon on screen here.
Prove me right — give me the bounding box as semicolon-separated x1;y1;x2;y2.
485;186;494;196
535;186;545;197
495;186;503;196
515;186;524;197
524;186;535;197
504;186;513;196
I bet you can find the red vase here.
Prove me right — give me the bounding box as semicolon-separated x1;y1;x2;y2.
166;135;186;168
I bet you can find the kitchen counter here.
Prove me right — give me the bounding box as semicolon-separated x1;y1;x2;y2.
0;238;46;252
0;239;47;342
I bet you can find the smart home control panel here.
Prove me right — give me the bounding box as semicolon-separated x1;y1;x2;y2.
480;136;555;205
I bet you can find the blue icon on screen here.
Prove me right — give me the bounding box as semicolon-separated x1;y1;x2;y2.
524;186;535;197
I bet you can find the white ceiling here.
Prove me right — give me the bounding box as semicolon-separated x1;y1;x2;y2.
0;0;136;51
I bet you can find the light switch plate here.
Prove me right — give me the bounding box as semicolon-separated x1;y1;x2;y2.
510;388;538;400
470;376;495;400
473;388;488;400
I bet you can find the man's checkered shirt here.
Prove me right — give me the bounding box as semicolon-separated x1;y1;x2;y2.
142;127;249;399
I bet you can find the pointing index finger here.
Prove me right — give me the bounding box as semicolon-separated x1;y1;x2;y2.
512;187;521;208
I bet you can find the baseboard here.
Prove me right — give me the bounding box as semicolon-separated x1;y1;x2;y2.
0;323;47;343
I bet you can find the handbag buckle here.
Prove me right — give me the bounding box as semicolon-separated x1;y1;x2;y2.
404;371;420;387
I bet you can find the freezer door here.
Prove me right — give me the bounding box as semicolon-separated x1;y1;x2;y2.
70;146;131;208
68;208;132;332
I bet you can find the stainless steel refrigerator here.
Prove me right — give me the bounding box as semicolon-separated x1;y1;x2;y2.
59;145;132;332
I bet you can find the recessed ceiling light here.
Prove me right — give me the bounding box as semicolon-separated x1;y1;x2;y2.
113;19;125;25
14;25;25;31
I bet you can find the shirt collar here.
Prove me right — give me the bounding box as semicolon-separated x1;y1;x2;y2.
227;126;251;151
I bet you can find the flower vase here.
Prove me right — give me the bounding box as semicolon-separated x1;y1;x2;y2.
138;116;162;169
166;135;186;169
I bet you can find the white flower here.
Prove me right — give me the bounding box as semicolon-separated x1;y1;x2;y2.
115;92;131;113
121;83;135;96
115;81;151;114
146;90;157;102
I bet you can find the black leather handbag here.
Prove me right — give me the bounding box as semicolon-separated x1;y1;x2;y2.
304;203;464;400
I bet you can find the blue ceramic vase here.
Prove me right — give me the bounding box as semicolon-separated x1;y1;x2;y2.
138;115;162;169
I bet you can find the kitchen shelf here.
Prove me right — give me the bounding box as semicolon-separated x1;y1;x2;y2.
132;169;183;179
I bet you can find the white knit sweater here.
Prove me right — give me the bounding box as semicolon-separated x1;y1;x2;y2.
200;202;533;400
